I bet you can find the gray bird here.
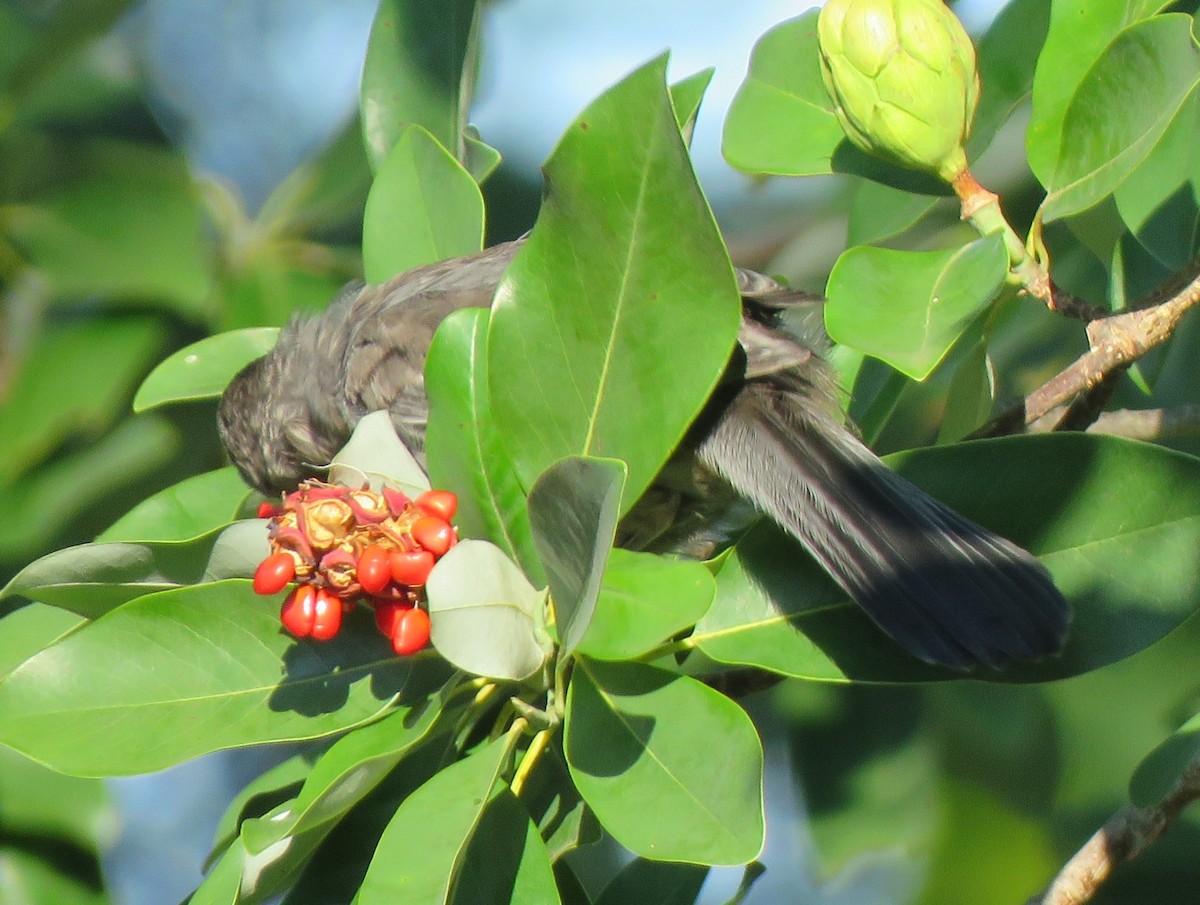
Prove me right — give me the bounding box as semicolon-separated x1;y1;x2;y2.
218;241;1070;670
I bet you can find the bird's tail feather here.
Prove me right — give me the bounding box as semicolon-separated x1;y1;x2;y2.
698;379;1070;670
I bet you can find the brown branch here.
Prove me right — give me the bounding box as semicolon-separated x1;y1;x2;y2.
972;266;1200;438
1084;405;1200;441
1027;758;1200;905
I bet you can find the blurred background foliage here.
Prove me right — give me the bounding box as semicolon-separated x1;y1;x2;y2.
2;1;1200;904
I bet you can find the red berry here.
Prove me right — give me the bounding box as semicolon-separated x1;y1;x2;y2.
254;552;296;595
389;549;435;587
374;599;405;637
415;490;458;521
257;501;281;519
411;516;454;556
392;606;431;655
357;545;391;595
280;584;317;637
311;588;343;641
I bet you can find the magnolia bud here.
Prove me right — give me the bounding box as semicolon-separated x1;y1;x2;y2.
817;0;979;181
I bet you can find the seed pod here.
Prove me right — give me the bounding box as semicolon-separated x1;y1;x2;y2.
280;585;317;637
817;0;979;181
253;552;296;595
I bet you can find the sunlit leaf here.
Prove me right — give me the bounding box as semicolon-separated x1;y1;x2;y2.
488;55;740;514
97;467;249;544
824;234;1008;381
0;581;429;775
565;658;764;865
133;328;279;412
361;125;484;283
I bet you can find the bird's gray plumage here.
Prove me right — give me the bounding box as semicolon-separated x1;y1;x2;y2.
218;240;1070;670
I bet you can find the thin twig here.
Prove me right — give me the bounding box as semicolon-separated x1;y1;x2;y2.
1027;758;1200;905
1084;405;1200;441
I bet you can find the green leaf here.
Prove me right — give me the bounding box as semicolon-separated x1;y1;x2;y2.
1113;91;1200;271
208;752;311;866
450;789;562;905
0;416;178;566
564;658;764;865
0;604;85;680
824;234;1008;381
697;433;1200;683
0;581;429;775
360;0;480;170
721;12;843;176
328;409;430;493
190;842;244;905
425;308;543;583
97;467;249;544
0;317;165;480
595;858;708;905
241;682;462;853
1039;14;1200;223
356;734;510;903
935;342;995;443
5;139;211;313
669;68;714;141
426;539;547;680
133;327;279;412
488;55;741;514
361;125;485;283
514;741;598;862
1129;712;1200;806
1027;0;1171;185
528;457;626;658
576;550;715;661
464;131;503;183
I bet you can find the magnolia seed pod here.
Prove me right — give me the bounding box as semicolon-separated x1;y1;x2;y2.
817;0;979;181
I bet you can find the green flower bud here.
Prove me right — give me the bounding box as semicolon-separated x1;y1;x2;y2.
817;0;980;182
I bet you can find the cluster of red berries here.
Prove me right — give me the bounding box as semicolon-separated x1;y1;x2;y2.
251;480;458;655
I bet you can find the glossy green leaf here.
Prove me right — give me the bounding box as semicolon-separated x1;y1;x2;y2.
670;68;714;141
5;139;210;312
824;234;1008;381
356;734;510;903
847;181;942;247
208;752;312;867
133;327;279;412
1129;712;1200;806
425;308;542;583
514;741;598;862
576;549;715;661
190;843;243;905
328;409;430;493
361;125;485;283
564;658;764;865
426;539;547;680
97;467;249;544
464;131;503;183
488;56;741;514
1113;91;1200;271
528;457;626;658
595;858;708;905
1039;15;1200;223
1027;0;1171;184
360;0;480;170
0;416;178;566
241;682;461;853
722;12;843;176
2;530;235;617
0;317;165;480
0;604;86;679
0;581;427;775
450;789;561;905
201;519;272;582
697;433;1200;683
935;342;995;443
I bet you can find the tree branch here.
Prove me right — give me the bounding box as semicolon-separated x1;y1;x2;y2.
972;265;1200;438
1027;757;1200;905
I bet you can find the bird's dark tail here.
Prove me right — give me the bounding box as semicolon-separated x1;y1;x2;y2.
697;376;1071;670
